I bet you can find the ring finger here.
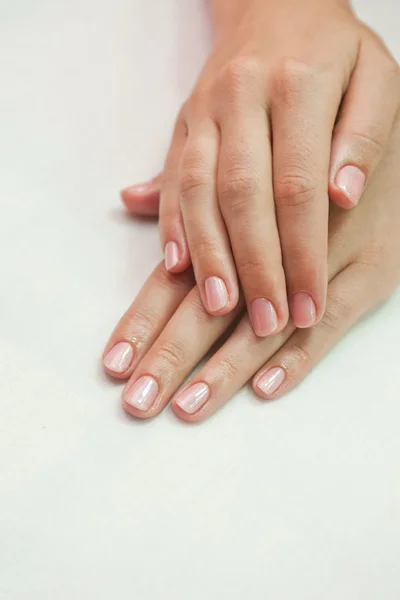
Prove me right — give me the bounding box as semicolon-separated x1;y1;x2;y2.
171;262;376;421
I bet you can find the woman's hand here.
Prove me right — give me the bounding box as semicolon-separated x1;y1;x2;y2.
104;118;400;422
122;0;399;337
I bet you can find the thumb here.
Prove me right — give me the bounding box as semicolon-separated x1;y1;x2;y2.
120;174;162;217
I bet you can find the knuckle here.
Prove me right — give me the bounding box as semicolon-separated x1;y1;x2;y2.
237;257;267;280
220;57;261;88
321;292;353;333
273;57;320;99
357;240;388;268
191;237;223;263
157;339;187;368
219;168;262;207
217;355;239;381
179;167;209;201
348;128;386;160
130;306;159;339
216;58;263;106
274;172;317;208
188;87;208;110
155;263;194;293
290;342;312;366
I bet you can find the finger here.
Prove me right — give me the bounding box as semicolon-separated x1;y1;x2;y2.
159;114;191;273
216;60;289;336
330;44;400;209
253;262;378;400
170;239;374;422
102;262;194;379
271;61;341;329
120;174;162;217
122;288;244;418
179;117;239;316
172;312;293;422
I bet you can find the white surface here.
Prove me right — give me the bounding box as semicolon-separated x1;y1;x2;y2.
1;1;399;598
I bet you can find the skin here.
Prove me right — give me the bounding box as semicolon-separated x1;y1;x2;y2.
121;0;399;337
104;117;400;423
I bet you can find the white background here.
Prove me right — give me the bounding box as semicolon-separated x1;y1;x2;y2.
1;1;399;598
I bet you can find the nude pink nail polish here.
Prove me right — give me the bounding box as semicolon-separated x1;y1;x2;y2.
103;342;134;373
292;293;316;328
174;382;210;414
205;277;229;312
125;376;159;411
336;165;365;206
250;298;278;336
164;241;179;271
256;367;285;396
121;181;160;195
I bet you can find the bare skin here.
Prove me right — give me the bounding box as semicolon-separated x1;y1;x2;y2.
122;0;399;338
104;118;400;422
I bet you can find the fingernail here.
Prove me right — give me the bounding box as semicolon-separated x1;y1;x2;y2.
256;367;285;396
205;277;229;312
121;181;160;195
335;165;365;206
292;293;316;328
164;241;179;271
125;375;159;411
250;298;278;337
103;342;134;373
174;382;210;414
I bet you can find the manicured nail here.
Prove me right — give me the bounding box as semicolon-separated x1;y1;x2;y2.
174;382;210;414
125;375;159;411
205;277;229;313
250;298;278;337
292;293;316;328
164;241;179;271
121;180;160;195
256;367;285;396
335;165;365;206
103;342;134;373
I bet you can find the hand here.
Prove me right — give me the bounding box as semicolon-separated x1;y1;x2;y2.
104;118;400;422
121;0;399;338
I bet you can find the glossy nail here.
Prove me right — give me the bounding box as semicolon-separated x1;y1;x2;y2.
250;298;278;337
205;277;229;313
174;382;210;414
103;342;134;373
336;165;365;206
121;180;160;195
292;293;316;328
125;375;159;411
256;367;285;396
164;241;179;271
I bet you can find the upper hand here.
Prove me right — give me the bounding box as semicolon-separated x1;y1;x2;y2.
122;0;400;337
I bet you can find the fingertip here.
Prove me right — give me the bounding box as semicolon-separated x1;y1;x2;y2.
329;184;359;210
330;165;366;209
122;400;154;419
249;298;290;338
291;293;318;329
252;366;286;400
120;181;161;216
171;382;211;422
171;402;201;423
103;341;135;379
203;276;238;316
164;241;191;273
